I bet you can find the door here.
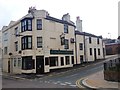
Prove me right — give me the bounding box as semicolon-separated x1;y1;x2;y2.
8;61;10;73
94;48;97;61
36;56;44;74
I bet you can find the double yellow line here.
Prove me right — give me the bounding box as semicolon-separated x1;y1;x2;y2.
76;78;85;88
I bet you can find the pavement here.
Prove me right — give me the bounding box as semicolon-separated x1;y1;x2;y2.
80;70;120;89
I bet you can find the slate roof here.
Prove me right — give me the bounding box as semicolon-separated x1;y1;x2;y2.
75;30;102;39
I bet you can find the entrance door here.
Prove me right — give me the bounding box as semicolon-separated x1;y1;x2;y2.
94;48;97;61
8;61;10;73
36;56;44;74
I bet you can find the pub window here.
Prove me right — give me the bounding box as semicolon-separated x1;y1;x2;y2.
65;56;70;65
4;47;7;54
64;39;69;49
22;56;33;70
64;24;68;33
50;57;58;67
14;27;19;36
14;58;17;67
18;58;21;68
21;19;32;32
61;57;64;66
37;19;42;30
15;41;18;51
37;37;42;48
21;36;32;50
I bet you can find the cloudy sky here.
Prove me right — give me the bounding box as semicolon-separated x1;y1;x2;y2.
0;0;119;39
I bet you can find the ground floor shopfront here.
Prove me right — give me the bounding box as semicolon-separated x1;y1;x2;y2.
3;50;75;74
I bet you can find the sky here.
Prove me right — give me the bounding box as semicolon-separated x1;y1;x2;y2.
0;0;119;39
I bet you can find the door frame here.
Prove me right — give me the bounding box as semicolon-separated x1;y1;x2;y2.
36;56;44;74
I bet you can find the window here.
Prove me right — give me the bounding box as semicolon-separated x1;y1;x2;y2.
61;37;65;45
90;48;92;55
71;56;74;64
21;36;32;50
89;37;92;44
64;39;69;49
80;55;83;63
79;43;83;50
97;38;100;44
61;57;64;66
65;56;70;65
21;19;32;32
37;37;42;48
22;56;33;70
98;48;100;55
64;24;68;33
45;57;49;65
4;47;7;54
50;57;58;66
37;19;42;30
14;27;19;36
18;58;21;68
14;58;17;67
15;41;18;51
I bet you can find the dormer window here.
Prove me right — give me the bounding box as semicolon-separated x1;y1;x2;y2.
21;18;32;32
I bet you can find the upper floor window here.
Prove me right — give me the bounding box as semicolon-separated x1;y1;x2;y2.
97;38;100;44
37;19;42;30
4;47;8;54
15;41;18;51
89;37;92;44
37;37;42;48
64;39;69;49
14;27;19;37
21;19;32;32
21;36;32;50
64;24;68;33
79;43;83;50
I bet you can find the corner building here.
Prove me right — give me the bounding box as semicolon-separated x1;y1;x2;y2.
2;8;76;74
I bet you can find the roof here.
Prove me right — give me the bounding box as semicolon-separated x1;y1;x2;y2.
45;16;75;27
75;30;102;39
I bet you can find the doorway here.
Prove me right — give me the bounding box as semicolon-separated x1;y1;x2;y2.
36;56;44;74
8;61;10;73
94;48;97;61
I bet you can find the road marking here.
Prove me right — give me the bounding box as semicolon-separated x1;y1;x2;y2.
65;82;71;84
76;78;85;88
60;83;66;86
69;84;77;87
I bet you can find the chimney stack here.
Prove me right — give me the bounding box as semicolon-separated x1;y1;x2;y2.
76;16;82;32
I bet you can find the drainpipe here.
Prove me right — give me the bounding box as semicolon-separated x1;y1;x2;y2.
75;33;77;65
84;32;86;63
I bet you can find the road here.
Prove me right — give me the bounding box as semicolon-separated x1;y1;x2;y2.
2;55;118;88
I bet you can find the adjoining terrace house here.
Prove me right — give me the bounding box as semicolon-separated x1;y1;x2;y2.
2;7;76;74
75;17;105;64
